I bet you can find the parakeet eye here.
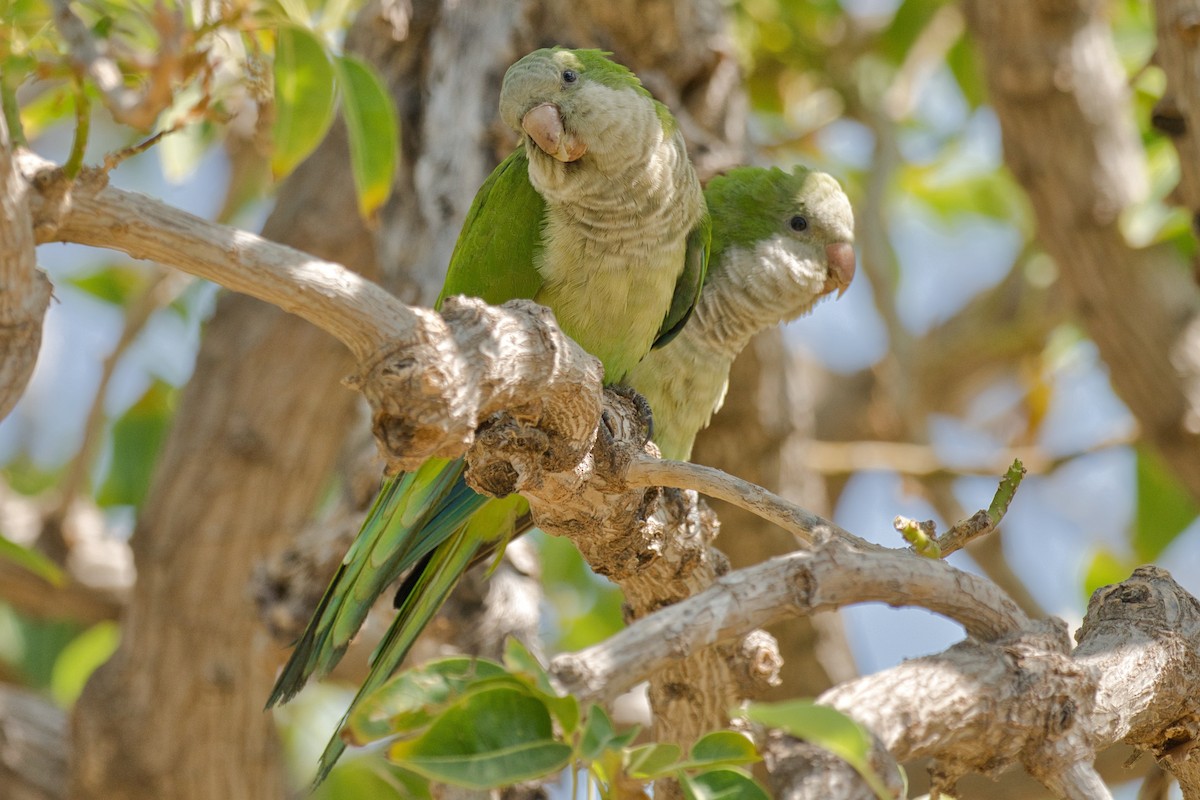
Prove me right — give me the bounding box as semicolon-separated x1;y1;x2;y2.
789;215;808;232
562;69;579;84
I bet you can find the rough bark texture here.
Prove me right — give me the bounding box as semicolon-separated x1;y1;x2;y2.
0;116;52;423
66;78;375;800
963;0;1200;504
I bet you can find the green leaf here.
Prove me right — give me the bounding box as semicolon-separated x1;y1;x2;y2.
679;768;770;800
311;757;432;800
625;742;682;779
680;731;760;770
67;265;150;306
579;704;638;761
1084;548;1134;599
270;24;336;180
0;532;64;586
387;686;571;789
96;381;175;509
503;637;579;734
49;620;119;706
347;657;511;745
1134;446;1199;561
334;55;398;220
744;700;891;800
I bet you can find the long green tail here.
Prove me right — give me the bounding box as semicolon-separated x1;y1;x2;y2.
266;457;487;708
313;494;524;784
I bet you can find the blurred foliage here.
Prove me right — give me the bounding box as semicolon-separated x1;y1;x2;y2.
3;0;1200;796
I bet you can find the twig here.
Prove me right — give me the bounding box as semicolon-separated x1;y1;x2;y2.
0;80;25;148
62;82;89;179
102;122;185;173
0;560;122;625
49;0;177;130
624;454;879;551
932;458;1027;557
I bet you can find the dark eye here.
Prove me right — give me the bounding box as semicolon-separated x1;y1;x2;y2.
562;69;578;84
789;215;808;232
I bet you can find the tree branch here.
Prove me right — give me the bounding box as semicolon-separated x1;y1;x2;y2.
549;536;1030;707
0;118;52;424
16;151;605;473
49;0;179;130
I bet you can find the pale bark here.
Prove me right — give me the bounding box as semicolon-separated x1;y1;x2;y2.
0;113;52;423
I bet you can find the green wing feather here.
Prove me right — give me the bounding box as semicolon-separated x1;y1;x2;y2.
267;151;550;711
437;148;547;309
650;212;711;350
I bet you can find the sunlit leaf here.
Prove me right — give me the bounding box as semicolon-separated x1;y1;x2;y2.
679;731;760;769
625;742;682;779
270;24;336;179
1134;445;1199;561
311;756;431;800
1083;548;1134;599
96;381;176;509
334;55;398;220
50;620;119;706
503;637;580;734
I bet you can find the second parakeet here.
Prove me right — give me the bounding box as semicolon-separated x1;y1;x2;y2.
266;47;708;781
625;164;856;461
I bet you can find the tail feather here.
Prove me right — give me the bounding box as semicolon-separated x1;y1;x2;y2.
266;458;467;708
313;498;521;785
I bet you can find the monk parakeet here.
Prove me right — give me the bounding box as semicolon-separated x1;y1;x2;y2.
625;165;856;461
265;47;708;781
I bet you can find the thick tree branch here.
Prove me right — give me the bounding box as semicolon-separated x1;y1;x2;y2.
16;151;605;473
549;537;1030;706
0;117;52;423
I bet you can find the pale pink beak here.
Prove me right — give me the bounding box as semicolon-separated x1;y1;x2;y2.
823;242;856;298
521;103;587;162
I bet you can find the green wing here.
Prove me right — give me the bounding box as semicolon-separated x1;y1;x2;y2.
650;212;711;350
436;148;547;310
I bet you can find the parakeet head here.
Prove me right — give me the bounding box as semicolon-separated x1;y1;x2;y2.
499;48;672;181
706;165;856;315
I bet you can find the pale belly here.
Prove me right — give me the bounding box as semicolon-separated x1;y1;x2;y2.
536;243;686;383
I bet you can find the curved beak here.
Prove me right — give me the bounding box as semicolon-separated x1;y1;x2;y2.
522;103;588;163
823;242;856;298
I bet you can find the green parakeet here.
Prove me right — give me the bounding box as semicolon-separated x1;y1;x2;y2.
265;47;708;782
625;165;856;461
